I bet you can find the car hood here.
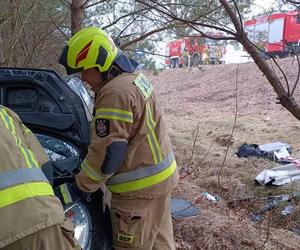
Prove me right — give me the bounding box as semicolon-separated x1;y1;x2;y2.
0;68;90;157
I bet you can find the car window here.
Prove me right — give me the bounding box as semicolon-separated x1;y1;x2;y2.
36;134;79;161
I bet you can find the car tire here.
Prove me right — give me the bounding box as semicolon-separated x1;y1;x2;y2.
192;55;200;66
175;58;180;68
170;59;176;68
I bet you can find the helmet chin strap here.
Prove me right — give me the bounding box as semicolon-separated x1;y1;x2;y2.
103;64;122;81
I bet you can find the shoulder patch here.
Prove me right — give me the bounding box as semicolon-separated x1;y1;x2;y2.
95;118;110;137
133;73;153;100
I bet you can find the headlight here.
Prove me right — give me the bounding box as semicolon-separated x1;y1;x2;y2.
65;201;91;250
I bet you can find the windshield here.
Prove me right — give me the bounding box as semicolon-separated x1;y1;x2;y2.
64;76;94;123
205;38;227;46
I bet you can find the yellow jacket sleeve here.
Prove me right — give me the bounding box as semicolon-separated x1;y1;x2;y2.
76;89;134;192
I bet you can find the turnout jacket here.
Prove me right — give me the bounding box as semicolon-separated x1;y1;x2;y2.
76;73;179;199
0;106;64;248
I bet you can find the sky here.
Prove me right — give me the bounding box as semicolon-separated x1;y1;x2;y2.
252;0;277;14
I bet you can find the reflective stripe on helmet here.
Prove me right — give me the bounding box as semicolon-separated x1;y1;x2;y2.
0;108;39;168
95;108;133;123
0;168;48;190
75;40;93;67
106;152;176;193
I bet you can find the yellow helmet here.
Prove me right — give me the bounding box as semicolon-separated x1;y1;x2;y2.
59;27;119;75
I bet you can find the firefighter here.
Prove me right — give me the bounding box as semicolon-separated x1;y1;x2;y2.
215;45;222;64
202;45;210;65
0;105;80;250
58;27;179;250
182;48;190;67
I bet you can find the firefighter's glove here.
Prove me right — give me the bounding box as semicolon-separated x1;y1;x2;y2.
55;182;91;206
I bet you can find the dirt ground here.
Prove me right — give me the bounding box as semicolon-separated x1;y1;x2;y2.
147;58;300;249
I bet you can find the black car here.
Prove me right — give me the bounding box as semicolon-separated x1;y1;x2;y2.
0;67;112;250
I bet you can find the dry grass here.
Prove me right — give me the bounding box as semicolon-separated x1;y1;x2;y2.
147;58;300;249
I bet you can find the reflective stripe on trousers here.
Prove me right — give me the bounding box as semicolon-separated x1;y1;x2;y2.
107;152;177;193
0;168;53;208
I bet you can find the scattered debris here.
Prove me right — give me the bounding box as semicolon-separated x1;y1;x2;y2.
250;193;297;222
171;198;201;219
202;192;220;202
236;142;292;161
255;163;300;186
259;142;292;161
250;213;263;222
290;227;300;235
281;205;294;216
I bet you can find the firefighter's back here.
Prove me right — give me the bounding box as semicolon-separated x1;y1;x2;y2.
0;105;79;250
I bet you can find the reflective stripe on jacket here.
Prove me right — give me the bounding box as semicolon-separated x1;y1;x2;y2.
0;168;53;208
0;106;64;248
76;73;179;198
107;152;177;193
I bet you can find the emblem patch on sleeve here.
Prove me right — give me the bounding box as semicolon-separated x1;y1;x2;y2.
95;118;110;137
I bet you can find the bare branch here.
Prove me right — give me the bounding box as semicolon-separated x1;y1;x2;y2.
136;0;237;36
120;23;174;49
59;0;71;7
8;0;39;65
39;2;69;40
217;64;239;189
286;45;300;96
232;0;244;32
83;0;106;9
102;6;152;30
246;39;291;95
116;15;139;41
284;0;300;3
187;24;236;41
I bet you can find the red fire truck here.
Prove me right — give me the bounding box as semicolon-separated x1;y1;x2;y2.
244;10;300;58
165;33;227;68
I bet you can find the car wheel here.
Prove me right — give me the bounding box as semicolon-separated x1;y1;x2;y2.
175;58;180;68
192;55;200;66
170;59;175;68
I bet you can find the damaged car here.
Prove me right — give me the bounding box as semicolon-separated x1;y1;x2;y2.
0;67;112;250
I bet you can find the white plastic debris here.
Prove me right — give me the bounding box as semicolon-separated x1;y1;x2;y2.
202;192;219;202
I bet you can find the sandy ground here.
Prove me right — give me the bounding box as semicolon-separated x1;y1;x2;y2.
147;58;300;249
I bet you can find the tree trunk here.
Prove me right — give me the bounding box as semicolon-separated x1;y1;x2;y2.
0;36;5;65
71;0;85;35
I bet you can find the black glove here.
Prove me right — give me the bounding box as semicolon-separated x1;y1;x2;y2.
54;182;91;206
